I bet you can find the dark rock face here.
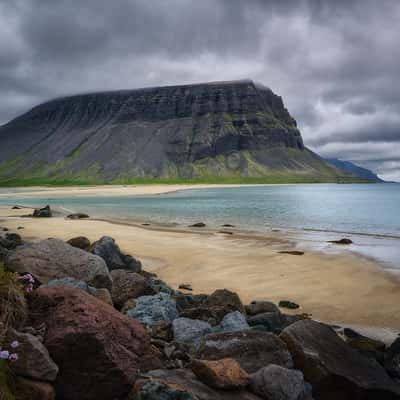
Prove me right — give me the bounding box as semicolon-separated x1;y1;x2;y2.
385;337;400;380
33;205;52;218
28;286;160;400
0;80;344;182
280;320;400;400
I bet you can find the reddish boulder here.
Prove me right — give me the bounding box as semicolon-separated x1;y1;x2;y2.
28;286;160;400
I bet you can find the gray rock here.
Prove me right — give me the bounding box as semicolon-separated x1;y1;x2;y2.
110;269;155;308
5;329;59;382
133;380;195;399
6;239;112;290
198;330;293;374
219;311;249;332
91;236;142;272
173;318;213;348
250;365;304;400
127;293;179;326
247;312;284;333
42;277;97;295
280;320;400;399
245;301;280;316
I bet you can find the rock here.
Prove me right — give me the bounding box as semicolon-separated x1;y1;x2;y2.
28;286;160;400
0;244;8;262
110;269;155;308
385;337;400;380
173;318;213;348
151;321;174;342
12;205;22;209
279;300;300;310
139;369;263;400
66;213;89;219
131;380;195;399
127;292;179;326
148;276;175;294
66;236;91;250
189;222;206;227
93;288;113;306
33;205;52;218
245;301;280;316
219;311;249;332
221;224;235;227
15;377;55;400
198;330;293;373
249;364;305;400
345;331;386;365
179;284;193;291
121;298;137;314
6;239;112;290
328;238;353;245
190;358;250;390
174;292;209;311
91;236;142;272
2;227;9;231
17;226;24;230
42;277;97;295
5;329;58;381
0;233;22;250
218;231;233;235
280;319;400;399
247;312;284;333
206;288;245;321
278;251;304;256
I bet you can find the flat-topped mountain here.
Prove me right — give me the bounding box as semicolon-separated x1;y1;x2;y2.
0;80;351;184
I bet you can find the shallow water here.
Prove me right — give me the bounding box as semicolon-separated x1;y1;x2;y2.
1;183;400;269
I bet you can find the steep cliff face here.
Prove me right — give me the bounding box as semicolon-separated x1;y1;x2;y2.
0;80;347;183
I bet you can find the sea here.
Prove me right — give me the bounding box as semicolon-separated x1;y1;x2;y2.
1;183;399;272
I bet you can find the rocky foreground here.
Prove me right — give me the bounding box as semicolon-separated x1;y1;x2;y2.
1;225;400;400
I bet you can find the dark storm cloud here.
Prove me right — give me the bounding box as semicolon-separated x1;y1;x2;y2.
0;0;399;180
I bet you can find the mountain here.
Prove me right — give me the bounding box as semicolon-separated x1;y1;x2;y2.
0;80;354;185
325;158;384;183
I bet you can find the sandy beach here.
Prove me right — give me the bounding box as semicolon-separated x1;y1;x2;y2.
1;201;400;332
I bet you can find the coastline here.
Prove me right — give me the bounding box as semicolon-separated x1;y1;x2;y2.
1;204;400;333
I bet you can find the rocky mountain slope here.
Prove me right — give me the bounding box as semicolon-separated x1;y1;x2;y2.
0;80;351;184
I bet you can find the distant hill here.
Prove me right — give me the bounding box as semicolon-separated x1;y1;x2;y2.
325;158;384;183
0;80;355;185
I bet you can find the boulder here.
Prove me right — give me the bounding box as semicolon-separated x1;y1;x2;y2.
93;288;113;306
137;369;263;400
127;293;179;326
111;269;155;308
131;380;195;399
247;312;284;333
190;358;250;390
15;377;55;400
279;300;299;310
344;330;386;365
149;277;175;294
173;318;213;348
66;213;89;220
198;330;293;373
245;301;280;316
280;320;400;400
208;289;245;315
219;311;249;332
385;337;400;380
249;365;305;400
66;236;91;251
5;329;58;381
33;205;52;218
6;239;112;290
28;286;160;400
42;277;97;295
91;236;142;272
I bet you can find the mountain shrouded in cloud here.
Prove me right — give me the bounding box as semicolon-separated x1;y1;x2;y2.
0;0;399;180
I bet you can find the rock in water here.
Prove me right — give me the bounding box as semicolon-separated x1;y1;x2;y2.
280;320;400;399
197;330;293;373
28;286;160;400
249;365;305;400
0;81;347;183
6;239;112;289
190;358;250;390
91;236;142;272
66;213;89;219
33;205;52;218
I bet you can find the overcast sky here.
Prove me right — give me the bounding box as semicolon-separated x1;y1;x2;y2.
1;0;399;181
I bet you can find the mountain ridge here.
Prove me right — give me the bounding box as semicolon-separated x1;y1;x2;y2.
0;80;355;185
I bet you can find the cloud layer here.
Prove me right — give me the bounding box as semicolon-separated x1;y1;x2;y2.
1;0;399;180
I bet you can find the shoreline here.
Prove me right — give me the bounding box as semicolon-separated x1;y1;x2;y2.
1;205;400;333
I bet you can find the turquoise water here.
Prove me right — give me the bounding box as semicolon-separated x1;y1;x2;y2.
1;183;400;268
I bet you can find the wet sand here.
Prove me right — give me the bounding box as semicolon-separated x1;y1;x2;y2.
1;205;400;330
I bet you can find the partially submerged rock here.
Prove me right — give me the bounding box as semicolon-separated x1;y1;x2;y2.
198;330;293;373
91;236;142;272
66;213;89;220
279;300;300;310
189;222;206;227
28;286;160;400
190;358;250;390
278;251;304;256
280;319;400;399
328;238;353;245
33;205;52;218
6;239;112;289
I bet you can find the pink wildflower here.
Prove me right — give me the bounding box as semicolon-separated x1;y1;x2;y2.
9;353;18;361
10;340;19;348
0;350;10;359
